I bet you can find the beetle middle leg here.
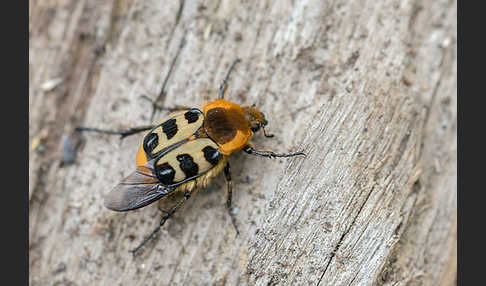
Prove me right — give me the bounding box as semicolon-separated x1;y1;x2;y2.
130;188;197;255
146;38;187;122
224;163;240;235
140;95;191;113
218;59;241;99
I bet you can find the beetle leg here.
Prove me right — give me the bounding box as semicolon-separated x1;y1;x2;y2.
147;38;186;122
218;59;241;99
75;125;154;140
75;38;185;142
140;95;191;112
224;163;240;235
243;145;306;159
130;189;195;255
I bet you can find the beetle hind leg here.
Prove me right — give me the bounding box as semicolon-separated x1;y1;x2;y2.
130;189;195;256
75;125;154;140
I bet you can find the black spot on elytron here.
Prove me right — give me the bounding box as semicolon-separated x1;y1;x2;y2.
161;118;178;140
184;109;201;124
143;132;159;155
202;146;221;166
155;163;175;185
177;154;199;178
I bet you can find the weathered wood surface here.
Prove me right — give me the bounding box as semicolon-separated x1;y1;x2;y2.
29;0;457;285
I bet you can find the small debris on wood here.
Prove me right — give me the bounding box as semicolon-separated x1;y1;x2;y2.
41;78;63;92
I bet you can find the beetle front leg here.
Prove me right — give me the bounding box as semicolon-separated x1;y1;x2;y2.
243;145;306;159
224;163;240;235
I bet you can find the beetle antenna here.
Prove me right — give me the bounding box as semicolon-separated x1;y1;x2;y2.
262;126;274;138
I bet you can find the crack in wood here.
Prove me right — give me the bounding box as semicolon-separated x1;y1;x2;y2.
317;185;376;286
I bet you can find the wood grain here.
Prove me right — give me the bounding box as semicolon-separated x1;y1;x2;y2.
29;0;457;285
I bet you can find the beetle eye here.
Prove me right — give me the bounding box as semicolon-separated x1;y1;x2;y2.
251;125;260;132
143;132;159;154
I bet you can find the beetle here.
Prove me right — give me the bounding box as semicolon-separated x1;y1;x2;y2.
77;58;305;254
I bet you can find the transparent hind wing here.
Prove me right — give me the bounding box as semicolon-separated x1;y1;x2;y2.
104;164;174;212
